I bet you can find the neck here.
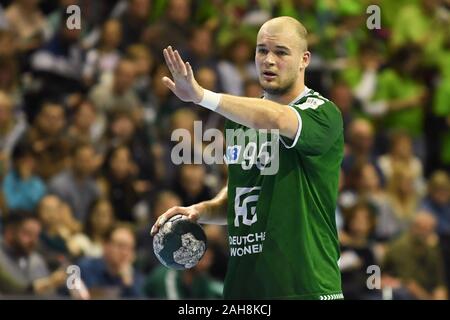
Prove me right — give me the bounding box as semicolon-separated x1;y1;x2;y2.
264;82;306;105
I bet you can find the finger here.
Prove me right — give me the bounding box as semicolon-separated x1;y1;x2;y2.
162;76;176;91
163;48;176;75
150;207;181;235
167;46;179;73
174;50;187;76
186;62;194;81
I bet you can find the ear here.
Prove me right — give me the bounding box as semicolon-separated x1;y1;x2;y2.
300;51;311;70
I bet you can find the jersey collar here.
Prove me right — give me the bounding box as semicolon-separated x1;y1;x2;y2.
288;86;310;106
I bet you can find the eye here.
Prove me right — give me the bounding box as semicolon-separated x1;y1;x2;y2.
276;51;288;56
257;48;268;54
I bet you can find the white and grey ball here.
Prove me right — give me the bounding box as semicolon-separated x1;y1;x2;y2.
153;215;207;270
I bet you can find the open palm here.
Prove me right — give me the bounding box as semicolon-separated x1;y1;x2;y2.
162;46;203;103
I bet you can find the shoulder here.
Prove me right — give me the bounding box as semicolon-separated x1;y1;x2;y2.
293;90;340;112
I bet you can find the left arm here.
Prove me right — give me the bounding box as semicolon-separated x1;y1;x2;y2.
161;46;298;139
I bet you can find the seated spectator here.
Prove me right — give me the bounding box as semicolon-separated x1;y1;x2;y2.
343;162;398;241
144;248;223;299
0;212;66;296
2;143;47;212
117;0;152;50
125;44;154;100
5;0;48;53
30;22;85;96
48;143;100;222
386;165;420;233
37;195;81;267
421;171;450;291
0;91;27;165
67;99;103;146
378;131;425;195
83;19;123;85
89;58;141;116
25;101;71;180
78;223;144;299
97;145;142;223
173;164;213;206
382;211;448;300
342;118;384;184
68;198;116;258
421;171;450;237
103;109;155;182
217;36;258;96
339;202;379;300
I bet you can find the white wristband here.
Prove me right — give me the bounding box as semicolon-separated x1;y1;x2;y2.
198;89;221;111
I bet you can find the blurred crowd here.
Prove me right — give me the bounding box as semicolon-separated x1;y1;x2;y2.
0;0;449;300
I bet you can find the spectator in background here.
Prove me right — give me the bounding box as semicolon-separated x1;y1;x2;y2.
243;79;262;98
98;145;141;223
342;118;383;183
2;143;46;212
143;0;193;56
421;171;450;291
117;0;151;50
37;195;81;267
0;30;22;105
103;109;154;182
339;202;379;300
67;99;102;146
5;0;49;54
126;44;154;100
67;198;115;259
373;46;427;159
217;36;258;96
0;212;66;296
78;223;144;299
83;19;123;86
0;91;27;172
185;26;217;69
386;165;420;234
31;21;85;94
382;211;448;300
378;131;425;195
48;143;100;222
174;164;212;206
343;162;397;242
89;58;141;134
329;80;360;136
26;101;71;180
421;171;450;237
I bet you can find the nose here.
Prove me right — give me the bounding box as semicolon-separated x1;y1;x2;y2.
263;52;275;67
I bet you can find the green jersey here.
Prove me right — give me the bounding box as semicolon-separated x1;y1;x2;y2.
223;87;344;299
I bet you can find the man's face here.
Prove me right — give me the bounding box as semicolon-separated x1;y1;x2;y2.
104;229;135;271
74;146;96;177
37;104;65;136
114;62;136;94
12;220;41;256
255;27;305;96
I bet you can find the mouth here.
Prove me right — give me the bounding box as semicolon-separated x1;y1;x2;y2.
262;71;277;81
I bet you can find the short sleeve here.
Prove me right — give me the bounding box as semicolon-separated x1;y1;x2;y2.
280;97;343;156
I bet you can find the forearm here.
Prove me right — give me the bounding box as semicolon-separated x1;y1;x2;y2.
192;186;228;225
215;94;294;137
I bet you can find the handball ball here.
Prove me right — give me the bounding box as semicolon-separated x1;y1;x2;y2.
153;215;207;270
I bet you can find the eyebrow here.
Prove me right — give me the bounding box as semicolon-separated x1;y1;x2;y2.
256;44;291;51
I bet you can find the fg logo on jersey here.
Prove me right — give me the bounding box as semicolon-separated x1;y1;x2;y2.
234;187;261;227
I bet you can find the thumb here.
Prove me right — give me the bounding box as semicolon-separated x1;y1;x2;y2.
162;76;176;92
